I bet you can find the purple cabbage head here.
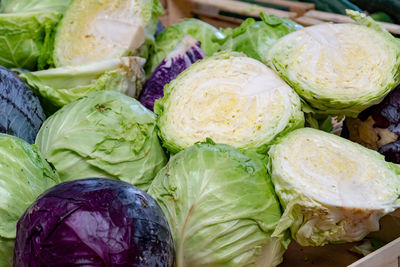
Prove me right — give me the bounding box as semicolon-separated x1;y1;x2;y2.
14;178;174;267
343;84;400;163
139;34;205;111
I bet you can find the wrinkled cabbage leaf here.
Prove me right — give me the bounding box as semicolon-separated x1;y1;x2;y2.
0;0;70;13
221;13;302;63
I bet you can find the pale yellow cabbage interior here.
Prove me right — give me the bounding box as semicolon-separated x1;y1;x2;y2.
55;0;145;66
162;56;300;149
281;23;397;99
271;129;400;209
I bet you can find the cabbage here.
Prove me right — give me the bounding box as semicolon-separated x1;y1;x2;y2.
148;141;289;266
155;51;304;154
0;12;60;70
145;18;227;75
266;11;400;117
221;13;302;63
14;178;174;266
0;0;70;13
139;35;205;111
20;57;145;112
36;91;167;191
53;0;163;67
269;128;400;246
0;134;60;266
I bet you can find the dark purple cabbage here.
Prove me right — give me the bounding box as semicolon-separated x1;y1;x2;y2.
342;84;400;163
139;35;205;111
0;66;45;143
14;178;174;267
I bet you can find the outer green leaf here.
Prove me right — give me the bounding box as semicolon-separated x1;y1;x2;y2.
53;0;163;67
145;18;227;75
36;91;167;191
0;134;60;265
148;142;289;267
269;128;400;246
155;51;304;154
19;57;145;112
221;13;302;63
0;0;71;13
0;12;60;70
266;11;400;117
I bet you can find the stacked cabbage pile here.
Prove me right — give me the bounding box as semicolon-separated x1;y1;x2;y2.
0;0;400;266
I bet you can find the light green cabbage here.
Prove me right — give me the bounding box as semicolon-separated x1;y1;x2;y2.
0;12;60;70
0;0;70;13
53;0;163;67
269;128;400;246
19;57;145;113
221;13;302;63
145;18;227;75
266;11;400;117
36;90;167;191
0;134;60;266
148;141;289;267
155;51;304;154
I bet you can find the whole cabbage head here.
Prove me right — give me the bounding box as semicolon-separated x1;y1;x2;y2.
36;91;167;191
148;141;290;266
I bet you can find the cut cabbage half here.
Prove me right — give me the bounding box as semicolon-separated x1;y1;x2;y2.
53;0;162;67
155;51;304;153
266;11;400;117
269;128;400;246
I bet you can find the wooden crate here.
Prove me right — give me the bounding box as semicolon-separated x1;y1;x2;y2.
159;1;400;266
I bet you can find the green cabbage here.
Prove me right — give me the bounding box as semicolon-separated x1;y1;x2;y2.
221;13;302;63
19;57;145;113
155;51;304;154
53;0;163;67
269;128;400;246
266;11;400;117
0;12;60;70
0;134;60;266
0;0;70;13
145;18;227;75
36;91;167;191
148;141;289;266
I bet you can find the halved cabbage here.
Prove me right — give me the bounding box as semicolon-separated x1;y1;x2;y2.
266;11;400;117
155;51;304;153
269;128;400;246
148;141;289;267
53;0;162;67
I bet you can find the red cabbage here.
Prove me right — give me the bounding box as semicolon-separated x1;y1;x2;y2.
14;178;174;266
139;35;205;111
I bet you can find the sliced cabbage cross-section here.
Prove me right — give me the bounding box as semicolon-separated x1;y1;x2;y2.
266;11;400;117
269;128;400;246
155;51;304;153
53;0;162;67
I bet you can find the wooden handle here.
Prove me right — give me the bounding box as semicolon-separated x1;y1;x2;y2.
188;0;297;18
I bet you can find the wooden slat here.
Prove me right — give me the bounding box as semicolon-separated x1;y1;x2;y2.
193;9;244;26
188;0;297;18
295;16;325;26
304;10;400;35
348;237;400;267
164;0;194;26
256;0;314;15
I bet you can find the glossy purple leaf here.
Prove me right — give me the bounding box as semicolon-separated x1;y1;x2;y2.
139;35;205;111
14;178;174;267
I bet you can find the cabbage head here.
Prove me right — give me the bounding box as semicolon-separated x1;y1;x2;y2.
53;0;163;67
148;141;290;267
36;91;167;191
0;134;60;266
269;128;400;246
266;11;400;117
155;51;304;154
